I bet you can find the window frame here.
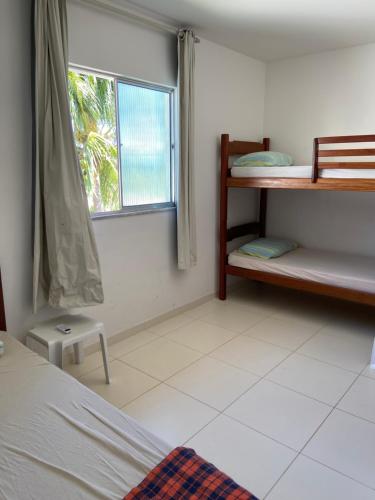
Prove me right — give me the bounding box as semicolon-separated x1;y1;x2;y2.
69;65;177;219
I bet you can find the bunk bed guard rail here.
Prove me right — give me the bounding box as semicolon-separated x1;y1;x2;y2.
312;134;375;182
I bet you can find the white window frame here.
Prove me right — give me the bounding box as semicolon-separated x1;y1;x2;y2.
69;65;177;219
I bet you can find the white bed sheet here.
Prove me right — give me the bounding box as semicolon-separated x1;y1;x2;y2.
228;247;375;294
0;333;172;500
231;165;375;179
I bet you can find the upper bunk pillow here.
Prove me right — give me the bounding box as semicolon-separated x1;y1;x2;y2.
239;237;298;259
233;151;293;167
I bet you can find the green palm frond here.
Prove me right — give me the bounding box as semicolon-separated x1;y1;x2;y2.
68;70;119;213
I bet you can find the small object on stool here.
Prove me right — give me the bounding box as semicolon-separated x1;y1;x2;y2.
56;324;72;334
26;314;110;384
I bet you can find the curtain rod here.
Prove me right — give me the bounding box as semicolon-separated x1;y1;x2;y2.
71;0;200;42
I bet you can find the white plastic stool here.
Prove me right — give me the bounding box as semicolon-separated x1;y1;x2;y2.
26;314;110;384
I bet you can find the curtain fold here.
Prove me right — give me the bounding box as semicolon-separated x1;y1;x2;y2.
177;29;197;270
33;0;104;311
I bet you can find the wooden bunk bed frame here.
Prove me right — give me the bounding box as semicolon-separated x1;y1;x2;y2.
219;133;375;306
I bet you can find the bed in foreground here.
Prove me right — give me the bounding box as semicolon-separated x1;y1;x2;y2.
0;332;256;499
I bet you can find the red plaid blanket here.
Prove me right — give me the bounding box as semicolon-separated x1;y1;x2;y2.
125;447;258;499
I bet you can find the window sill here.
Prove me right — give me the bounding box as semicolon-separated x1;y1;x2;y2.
91;204;176;221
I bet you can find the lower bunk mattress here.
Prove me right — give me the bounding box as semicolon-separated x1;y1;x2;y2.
230;165;375;179
228;247;375;294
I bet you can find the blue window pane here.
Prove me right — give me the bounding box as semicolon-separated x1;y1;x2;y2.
117;82;172;206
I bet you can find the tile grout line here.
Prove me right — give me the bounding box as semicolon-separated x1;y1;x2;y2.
155;298;374;496
297;454;375;493
75;294;375;498
264;346;375;498
77;301;369;418
117;308;326;454
85;301;353;431
184;319;336;467
220;319;363;499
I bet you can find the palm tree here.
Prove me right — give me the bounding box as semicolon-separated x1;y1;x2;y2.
68;70;119;213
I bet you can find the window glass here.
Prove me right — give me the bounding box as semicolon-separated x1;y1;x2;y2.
117;82;172;207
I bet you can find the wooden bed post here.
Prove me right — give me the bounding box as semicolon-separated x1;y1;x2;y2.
312;137;319;182
0;269;6;332
219;134;229;300
259;138;270;237
259;189;268;238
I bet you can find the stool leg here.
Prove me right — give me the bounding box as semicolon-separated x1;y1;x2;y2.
73;342;85;364
56;343;64;370
371;336;375;369
99;332;111;384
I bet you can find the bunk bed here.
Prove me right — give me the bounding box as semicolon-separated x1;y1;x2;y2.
219;133;375;307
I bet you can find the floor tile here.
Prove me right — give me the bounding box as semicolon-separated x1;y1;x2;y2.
109;330;158;358
225;288;279;315
298;330;372;373
267;455;375;500
244;316;319;350
146;313;194;335
120;337;202;380
210;336;290;376
304;409;375;489
187;415;296;499
271;306;328;329
338;376;375;423
166;320;237;354
123;384;217;447
200;304;267;333
64;350;113;379
225;380;331;450
167;357;259;411
79;360;158;408
185;299;226;319
266;353;357;405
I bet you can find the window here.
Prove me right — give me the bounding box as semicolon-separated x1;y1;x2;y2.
68;68;175;216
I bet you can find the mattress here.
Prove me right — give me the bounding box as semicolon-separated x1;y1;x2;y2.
228;247;375;294
0;333;172;500
231;165;375;179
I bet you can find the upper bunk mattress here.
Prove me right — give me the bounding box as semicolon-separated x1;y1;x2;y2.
228;247;375;294
231;165;375;179
0;332;172;500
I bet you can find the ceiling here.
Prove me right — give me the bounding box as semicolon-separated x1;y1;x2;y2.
119;0;375;61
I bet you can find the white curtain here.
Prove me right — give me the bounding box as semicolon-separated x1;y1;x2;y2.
177;29;197;270
33;0;104;311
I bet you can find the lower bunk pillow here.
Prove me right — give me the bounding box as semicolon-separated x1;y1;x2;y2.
125;446;257;499
239;237;298;259
229;247;375;294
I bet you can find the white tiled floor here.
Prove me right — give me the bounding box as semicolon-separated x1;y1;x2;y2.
65;282;375;499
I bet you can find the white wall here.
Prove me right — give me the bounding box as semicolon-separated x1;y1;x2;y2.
264;44;375;256
0;0;36;337
67;1;265;339
0;0;265;339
